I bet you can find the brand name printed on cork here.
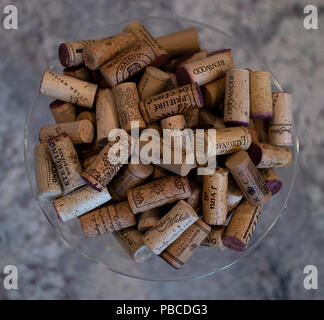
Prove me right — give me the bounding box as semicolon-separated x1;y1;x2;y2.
269;126;292;135
155;211;192;233
226;74;235;115
193;59;225;75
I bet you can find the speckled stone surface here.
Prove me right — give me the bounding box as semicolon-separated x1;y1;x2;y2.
0;0;324;299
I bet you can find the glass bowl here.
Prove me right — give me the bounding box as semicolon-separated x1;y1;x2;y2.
24;16;299;281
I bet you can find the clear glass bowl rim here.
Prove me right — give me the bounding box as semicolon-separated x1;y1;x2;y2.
24;15;299;282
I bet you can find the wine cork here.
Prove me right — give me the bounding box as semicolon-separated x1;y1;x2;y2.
83;32;138;70
156;28;200;58
184;108;199;128
259;168;282;195
108;162;154;201
58;38;103;67
202;77;226;108
138;66;170;100
127;175;192;214
160;219;210;269
82;154;97;169
160;115;187;130
199;126;251;158
185;180;201;210
53;185;111;223
63;66;90;81
34;144;62;200
91;70;110;88
96;88;120;147
202;167;228;225
223;200;262;251
174;50;208;68
254;119;268;143
81;132;135;191
39;120;94;145
250;71;273;119
268;92;293;146
164;72;178;90
114;227;152;263
247;119;259;144
224;68;250;126
76;111;96;127
124;21;169;67
201;226;226;250
139;83;204;123
49;100;76;123
137;208;161;233
225;150;271;206
40;71;98;108
247;142;292;168
100;39;156;87
227;177;243;213
112;82;146;132
198;108;225;129
143;200;199;255
75;139;102;160
80;201;136;237
176;49;234;86
48;134;85;194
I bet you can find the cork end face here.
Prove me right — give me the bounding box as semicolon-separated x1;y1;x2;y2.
49;100;65;109
222;236;246;251
267;180;282;195
78;120;95;144
247;143;262;166
251;113;272;120
58;43;71;67
224;120;249;127
176;66;192;86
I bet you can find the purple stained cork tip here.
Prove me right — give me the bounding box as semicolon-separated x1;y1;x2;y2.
176;66;192;86
224;120;249;127
195;82;205;107
58;43;70;67
267;180;282;195
53;201;63;222
251;113;273;120
247;142;262;166
222;236;246;252
81;175;103;192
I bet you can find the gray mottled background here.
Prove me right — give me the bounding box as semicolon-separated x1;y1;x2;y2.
0;0;324;299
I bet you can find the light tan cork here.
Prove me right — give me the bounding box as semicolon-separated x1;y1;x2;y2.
138;66;170;100
112;82;146;133
63;66;90;81
40;71;98;108
79;201;136;237
49;100;76;124
143;200;199;255
114;227;153;263
100;39;156;87
250;71;273;119
139;83;204;123
201;226;226;250
225;150;271;206
223;200;262;251
137;208;161;233
185;180;201;210
269;92;293;146
160;219;210;269
156;27;200;58
53;185;111;223
247;142;293;168
83;32;138;70
47;134;85;194
39;120;94;145
96;88;120;147
76;112;96;127
160;115;187;130
224;68;250;126
227;177;243;213
127;175;192;214
108;162;154;201
81;132;136;191
176;49;235;86
202;77;226;108
58;38;103;68
124;21;169;67
34;143;62;200
184;108;199;128
202;167;228;225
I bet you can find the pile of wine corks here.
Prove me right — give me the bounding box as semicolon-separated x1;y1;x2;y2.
34;21;293;270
